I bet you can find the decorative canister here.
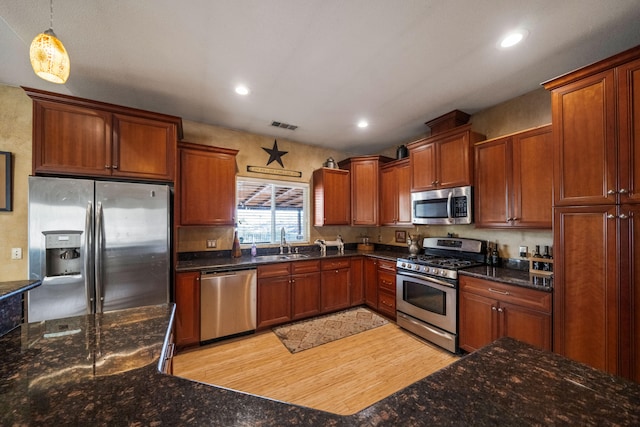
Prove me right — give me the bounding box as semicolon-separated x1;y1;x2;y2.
396;145;408;159
324;157;336;168
407;234;421;255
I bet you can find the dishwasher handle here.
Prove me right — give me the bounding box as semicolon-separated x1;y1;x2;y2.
201;268;257;278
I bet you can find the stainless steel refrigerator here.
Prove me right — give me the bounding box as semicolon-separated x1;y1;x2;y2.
27;176;170;322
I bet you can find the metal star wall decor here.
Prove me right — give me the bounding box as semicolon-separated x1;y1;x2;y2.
262;139;288;168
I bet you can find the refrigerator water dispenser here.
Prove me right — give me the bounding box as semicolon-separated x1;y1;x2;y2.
44;231;82;277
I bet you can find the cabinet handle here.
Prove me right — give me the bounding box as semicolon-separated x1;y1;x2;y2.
607;214;616;219
105;165;111;169
488;288;510;296
112;164;118;169
619;188;629;195
607;189;617;195
497;307;504;313
491;306;497;311
619;213;629;220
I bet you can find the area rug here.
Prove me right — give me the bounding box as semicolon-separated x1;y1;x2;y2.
272;307;388;354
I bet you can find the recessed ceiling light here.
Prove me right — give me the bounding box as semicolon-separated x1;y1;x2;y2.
235;85;250;95
357;120;369;128
499;29;528;48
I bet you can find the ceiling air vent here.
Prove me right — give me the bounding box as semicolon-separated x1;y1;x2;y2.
271;121;298;131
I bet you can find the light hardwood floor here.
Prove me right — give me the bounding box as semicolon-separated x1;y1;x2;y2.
173;323;460;415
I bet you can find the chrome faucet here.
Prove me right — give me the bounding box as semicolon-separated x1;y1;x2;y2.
280;227;287;254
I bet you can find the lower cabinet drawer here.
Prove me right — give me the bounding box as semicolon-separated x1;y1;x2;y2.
377;290;396;318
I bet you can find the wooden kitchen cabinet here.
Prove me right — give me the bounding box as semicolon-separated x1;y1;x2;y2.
25;87;181;181
364;257;379;308
313;168;350;226
320;259;351;313
544;46;640;381
257;263;293;329
459;275;552;353
291;261;322;320
177;142;238;226
175;271;201;349
408;124;485;191
376;259;396;319
339;155;392;226
552;205;620;374
380;159;412;226
475;125;552;228
363;257;396;319
349;256;365;305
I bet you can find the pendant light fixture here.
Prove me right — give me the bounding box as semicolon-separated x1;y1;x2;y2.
29;0;70;84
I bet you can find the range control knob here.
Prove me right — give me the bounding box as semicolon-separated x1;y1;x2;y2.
400;262;406;268
432;269;439;275
414;265;420;271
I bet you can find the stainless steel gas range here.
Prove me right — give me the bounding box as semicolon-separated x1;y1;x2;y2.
396;237;486;353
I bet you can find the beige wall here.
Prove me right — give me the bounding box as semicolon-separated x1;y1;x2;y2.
0;86;32;280
0;82;552;279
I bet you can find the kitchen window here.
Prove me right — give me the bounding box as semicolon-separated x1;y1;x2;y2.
236;178;309;244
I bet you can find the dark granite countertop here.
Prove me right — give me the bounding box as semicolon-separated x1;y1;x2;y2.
176;249;405;272
460;265;553;292
2;303;640;425
0;280;41;301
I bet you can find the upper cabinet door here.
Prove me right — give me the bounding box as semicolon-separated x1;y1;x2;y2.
313;168;350;226
618;57;640;205
475;137;510;227
32;100;112;176
178;142;238;226
436;131;473;189
511;126;553;228
113;114;177;181
409;125;483;192
409;139;437;191
551;70;617;206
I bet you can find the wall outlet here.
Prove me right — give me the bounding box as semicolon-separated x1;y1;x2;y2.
11;248;22;260
206;239;217;249
519;246;528;257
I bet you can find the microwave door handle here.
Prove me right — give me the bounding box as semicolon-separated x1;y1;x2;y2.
446;192;453;220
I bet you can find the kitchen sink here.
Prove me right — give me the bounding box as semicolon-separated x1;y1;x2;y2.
284;253;309;259
254;254;309;262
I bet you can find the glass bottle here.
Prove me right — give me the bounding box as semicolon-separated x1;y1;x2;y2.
491;242;500;267
232;229;242;258
532;245;542;270
542;245;551;271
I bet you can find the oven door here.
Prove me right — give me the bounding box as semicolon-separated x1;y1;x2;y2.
396;271;457;334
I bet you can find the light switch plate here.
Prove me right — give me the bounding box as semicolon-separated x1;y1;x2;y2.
206;239;217;249
519;246;528;257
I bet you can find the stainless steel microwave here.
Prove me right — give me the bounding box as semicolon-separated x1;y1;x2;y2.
411;185;472;225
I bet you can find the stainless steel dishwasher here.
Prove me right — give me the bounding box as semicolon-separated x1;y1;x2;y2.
200;268;257;343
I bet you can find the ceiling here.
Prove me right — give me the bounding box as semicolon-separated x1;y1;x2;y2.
2;1;640;155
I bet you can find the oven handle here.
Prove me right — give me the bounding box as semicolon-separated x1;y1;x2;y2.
397;271;455;289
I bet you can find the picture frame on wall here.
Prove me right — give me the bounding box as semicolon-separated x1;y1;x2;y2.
395;230;406;243
0;151;12;211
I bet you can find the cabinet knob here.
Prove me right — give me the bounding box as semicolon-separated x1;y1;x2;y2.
497;307;504;313
491;306;497;311
112;164;118;169
619;213;629;220
619;188;629;195
105;165;110;169
607;189;617;195
607;214;616;219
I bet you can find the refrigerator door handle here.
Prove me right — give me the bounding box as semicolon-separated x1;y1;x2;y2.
95;201;104;314
85;201;94;313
